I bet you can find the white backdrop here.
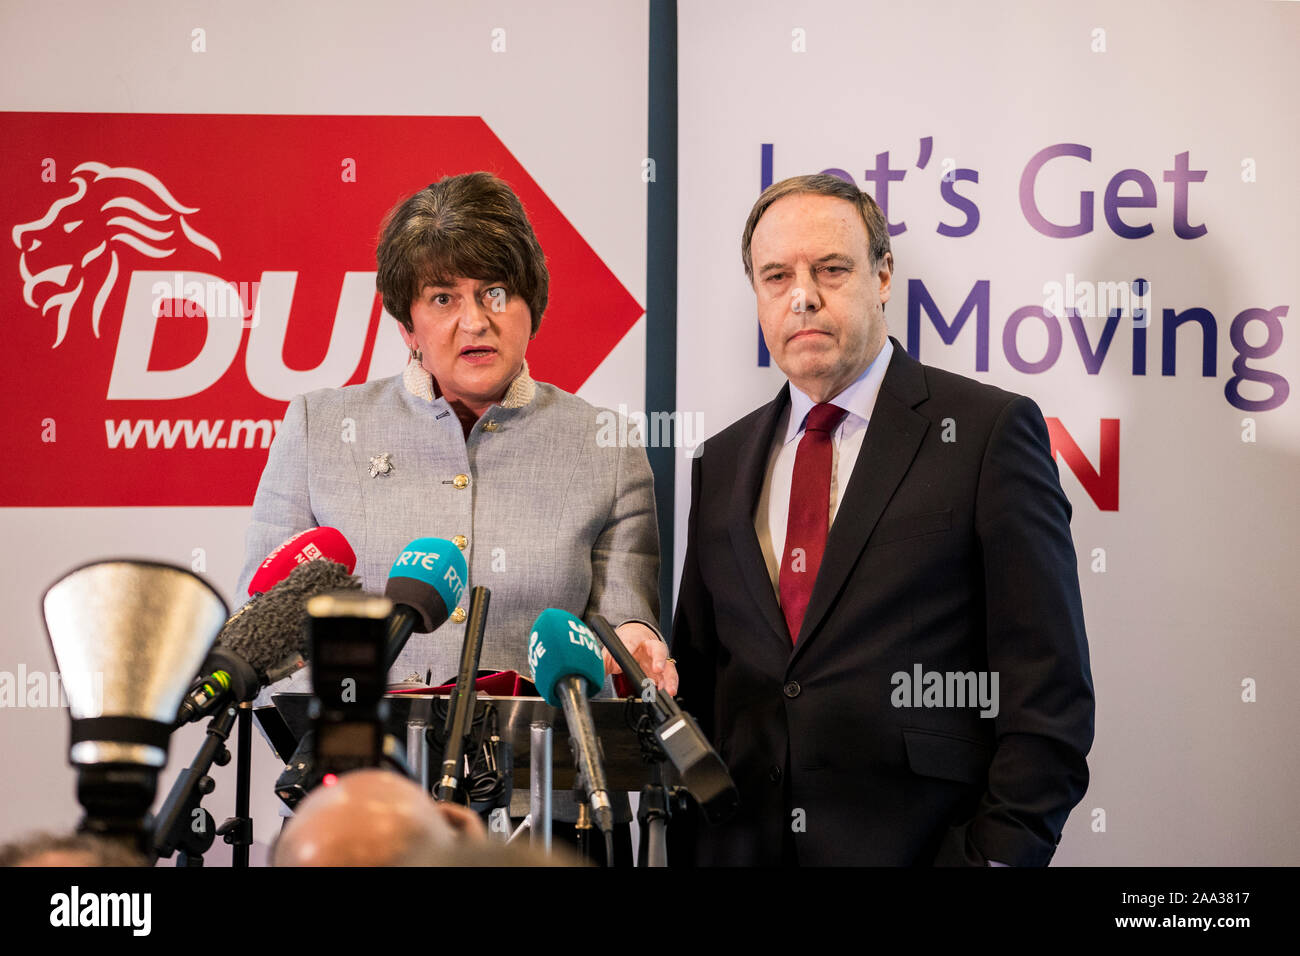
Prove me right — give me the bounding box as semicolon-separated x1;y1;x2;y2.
676;0;1300;864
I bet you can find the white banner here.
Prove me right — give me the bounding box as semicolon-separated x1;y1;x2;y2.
677;0;1300;864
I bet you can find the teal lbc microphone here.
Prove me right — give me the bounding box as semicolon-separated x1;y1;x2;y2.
528;609;613;834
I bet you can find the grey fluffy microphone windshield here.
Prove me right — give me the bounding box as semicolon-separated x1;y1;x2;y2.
176;559;361;725
220;558;361;675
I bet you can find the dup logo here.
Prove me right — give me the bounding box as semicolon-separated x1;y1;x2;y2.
1;113;642;506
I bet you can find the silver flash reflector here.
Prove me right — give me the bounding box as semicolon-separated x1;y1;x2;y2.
43;560;227;766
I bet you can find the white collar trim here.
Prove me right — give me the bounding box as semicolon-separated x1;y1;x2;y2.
402;357;536;409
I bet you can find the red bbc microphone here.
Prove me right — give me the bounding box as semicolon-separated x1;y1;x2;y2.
248;527;357;596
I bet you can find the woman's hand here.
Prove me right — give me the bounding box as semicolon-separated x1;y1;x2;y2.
606;621;679;697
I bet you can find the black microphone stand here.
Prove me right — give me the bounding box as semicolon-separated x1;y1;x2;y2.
153;702;256;867
216;703;255;867
638;764;668;867
624;696;682;867
153;704;236;866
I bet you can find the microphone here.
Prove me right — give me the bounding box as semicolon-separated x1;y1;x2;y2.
436;585;491;802
247;526;356;596
528;609;614;835
175;558;360;725
382;538;468;672
184;525;357;719
587;614;738;824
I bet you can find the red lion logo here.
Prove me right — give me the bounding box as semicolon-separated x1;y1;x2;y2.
12;161;221;347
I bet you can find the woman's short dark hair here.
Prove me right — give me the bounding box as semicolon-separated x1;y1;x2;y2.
741;173;892;282
376;172;550;334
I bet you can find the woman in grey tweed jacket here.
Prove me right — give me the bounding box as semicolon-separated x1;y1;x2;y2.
236;172;677;699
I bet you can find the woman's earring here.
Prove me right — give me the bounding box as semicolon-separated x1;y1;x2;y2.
409;345;423;363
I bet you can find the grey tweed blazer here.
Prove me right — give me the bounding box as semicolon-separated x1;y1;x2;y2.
234;361;660;702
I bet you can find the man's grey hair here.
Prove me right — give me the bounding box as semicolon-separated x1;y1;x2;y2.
741;173;892;282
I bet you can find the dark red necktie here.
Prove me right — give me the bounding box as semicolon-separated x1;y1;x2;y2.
779;403;847;643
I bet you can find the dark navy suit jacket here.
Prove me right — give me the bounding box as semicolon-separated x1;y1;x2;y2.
671;338;1095;865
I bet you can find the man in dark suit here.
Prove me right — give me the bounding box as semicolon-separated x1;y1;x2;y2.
670;174;1094;866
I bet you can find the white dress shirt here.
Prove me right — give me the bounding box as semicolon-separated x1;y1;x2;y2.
754;338;894;593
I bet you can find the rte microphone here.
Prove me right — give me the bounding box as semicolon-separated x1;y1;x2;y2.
382;538;468;672
175;558;361;726
247;526;356;596
528;608;614;835
587;614;739;824
436;585;491;802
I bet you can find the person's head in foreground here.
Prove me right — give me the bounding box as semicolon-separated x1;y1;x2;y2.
272;767;576;867
0;830;150;867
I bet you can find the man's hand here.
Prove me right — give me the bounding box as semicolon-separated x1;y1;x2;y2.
605;621;679;697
